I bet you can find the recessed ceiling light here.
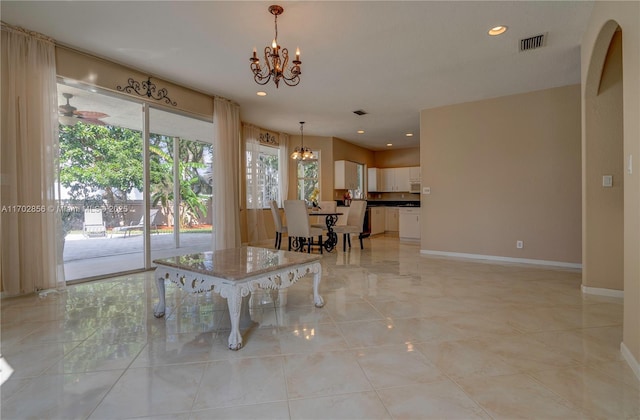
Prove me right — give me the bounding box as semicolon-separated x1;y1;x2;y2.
357;130;365;134
488;25;508;36
386;143;393;147
257;91;267;96
405;133;413;137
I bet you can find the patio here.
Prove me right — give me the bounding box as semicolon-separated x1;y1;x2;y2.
63;231;213;282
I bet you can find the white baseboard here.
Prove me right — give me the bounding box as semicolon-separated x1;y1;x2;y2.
621;342;640;382
420;250;582;269
581;284;624;298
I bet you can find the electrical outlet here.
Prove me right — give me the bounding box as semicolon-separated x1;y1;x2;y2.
423;187;431;194
516;240;523;249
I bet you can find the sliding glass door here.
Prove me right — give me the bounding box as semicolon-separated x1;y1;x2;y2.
59;83;213;282
148;107;213;263
59;83;145;281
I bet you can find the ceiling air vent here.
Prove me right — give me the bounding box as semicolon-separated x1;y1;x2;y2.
353;109;367;116
519;33;546;52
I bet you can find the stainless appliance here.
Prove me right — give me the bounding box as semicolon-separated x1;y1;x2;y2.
363;206;371;236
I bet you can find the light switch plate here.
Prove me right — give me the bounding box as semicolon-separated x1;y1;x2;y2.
423;186;431;194
603;175;613;188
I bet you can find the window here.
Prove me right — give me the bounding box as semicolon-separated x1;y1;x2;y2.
354;163;364;199
297;151;320;201
246;144;279;208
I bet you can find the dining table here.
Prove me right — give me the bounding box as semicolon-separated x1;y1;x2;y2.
308;210;342;252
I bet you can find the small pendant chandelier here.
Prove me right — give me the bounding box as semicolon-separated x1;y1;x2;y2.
290;122;314;160
250;4;302;88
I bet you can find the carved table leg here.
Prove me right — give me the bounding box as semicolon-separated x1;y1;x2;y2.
153;272;166;318
312;264;325;308
226;287;243;350
276;289;288;307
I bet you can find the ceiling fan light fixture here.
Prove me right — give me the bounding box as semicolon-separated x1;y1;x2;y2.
59;115;78;126
58;92;109;126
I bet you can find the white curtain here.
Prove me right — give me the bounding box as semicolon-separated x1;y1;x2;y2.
278;132;290;205
244;124;268;244
212;97;241;250
1;23;65;296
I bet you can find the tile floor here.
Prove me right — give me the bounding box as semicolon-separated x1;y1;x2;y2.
1;236;638;419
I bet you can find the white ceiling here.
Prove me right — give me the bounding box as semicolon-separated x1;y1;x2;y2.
2;1;593;150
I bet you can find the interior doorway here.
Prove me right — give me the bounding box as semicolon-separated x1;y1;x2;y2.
583;22;624;295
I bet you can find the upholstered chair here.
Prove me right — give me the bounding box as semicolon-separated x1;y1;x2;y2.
284;200;323;253
269;200;287;250
333;200;367;251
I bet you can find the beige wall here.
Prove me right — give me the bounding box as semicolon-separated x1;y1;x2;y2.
584;30;624;291
56;46;213;119
582;1;640;372
332;137;375;167
373;148;420;168
420;85;582;263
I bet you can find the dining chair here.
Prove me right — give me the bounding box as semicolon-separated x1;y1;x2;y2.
284;200;323;253
269;200;287;250
333;200;367;252
311;200;337;229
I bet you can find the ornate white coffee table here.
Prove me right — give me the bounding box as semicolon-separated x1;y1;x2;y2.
153;246;324;350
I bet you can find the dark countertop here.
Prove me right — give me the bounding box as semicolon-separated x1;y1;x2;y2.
337;200;420;208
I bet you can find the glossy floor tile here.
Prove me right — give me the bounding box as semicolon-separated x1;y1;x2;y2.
1;235;638;419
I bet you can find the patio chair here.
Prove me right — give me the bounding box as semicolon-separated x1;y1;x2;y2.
83;208;106;237
114;209;160;237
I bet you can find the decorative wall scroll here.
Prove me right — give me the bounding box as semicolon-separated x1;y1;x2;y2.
259;132;278;146
116;76;177;106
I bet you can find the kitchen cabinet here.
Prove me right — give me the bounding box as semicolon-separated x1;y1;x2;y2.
377;167;413;192
381;168;394;192
335;160;358;190
394;167;411;192
367;168;381;192
409;166;421;181
399;208;420;240
385;207;399;231
370;207;385;235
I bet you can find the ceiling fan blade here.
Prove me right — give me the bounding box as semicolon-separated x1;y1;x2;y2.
76;110;109;119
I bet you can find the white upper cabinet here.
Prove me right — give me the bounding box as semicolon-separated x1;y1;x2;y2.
368;168;380;192
381;168;395;192
394;167;411;192
409;166;421;181
334;160;358;190
367;166;420;192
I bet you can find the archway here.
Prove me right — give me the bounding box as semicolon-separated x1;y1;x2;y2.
583;21;624;296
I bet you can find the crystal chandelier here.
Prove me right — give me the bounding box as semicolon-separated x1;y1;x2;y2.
250;4;302;88
290;122;314;160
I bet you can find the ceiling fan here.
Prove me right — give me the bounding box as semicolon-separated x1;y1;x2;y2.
59;93;109;126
